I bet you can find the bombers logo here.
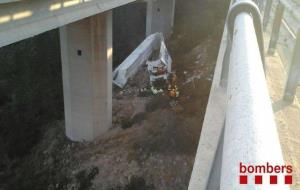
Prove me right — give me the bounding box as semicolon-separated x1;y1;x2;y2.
239;162;293;185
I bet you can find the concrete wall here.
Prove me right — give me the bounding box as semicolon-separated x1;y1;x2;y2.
60;11;112;141
146;0;176;38
188;22;228;190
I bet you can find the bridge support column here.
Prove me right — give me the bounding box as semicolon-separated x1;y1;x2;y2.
146;0;176;38
60;11;112;141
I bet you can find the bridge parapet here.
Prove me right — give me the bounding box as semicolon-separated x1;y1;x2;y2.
188;0;289;189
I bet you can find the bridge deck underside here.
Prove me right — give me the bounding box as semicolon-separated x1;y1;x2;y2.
0;0;136;47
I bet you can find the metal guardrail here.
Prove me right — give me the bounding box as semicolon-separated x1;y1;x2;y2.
263;0;300;101
188;0;290;189
284;30;300;100
220;0;289;189
268;2;285;55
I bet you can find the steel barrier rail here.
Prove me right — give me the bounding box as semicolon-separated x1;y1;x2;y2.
220;0;289;189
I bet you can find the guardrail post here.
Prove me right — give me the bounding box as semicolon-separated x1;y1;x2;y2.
259;0;264;11
284;30;300;101
263;0;273;30
253;0;262;10
267;2;284;55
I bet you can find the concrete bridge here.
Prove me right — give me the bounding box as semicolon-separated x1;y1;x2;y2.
0;0;175;141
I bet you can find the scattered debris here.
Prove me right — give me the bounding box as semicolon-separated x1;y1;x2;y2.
150;86;164;95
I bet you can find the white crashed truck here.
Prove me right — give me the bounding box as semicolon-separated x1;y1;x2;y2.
146;40;172;85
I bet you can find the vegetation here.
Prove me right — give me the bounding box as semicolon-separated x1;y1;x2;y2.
173;0;230;54
0;30;64;159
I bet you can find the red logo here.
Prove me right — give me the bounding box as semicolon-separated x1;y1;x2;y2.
239;162;293;185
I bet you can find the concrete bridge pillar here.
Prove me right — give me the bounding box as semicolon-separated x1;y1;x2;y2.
59;11;112;141
146;0;176;38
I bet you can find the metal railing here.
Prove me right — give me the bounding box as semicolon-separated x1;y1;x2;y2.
263;0;300;101
220;0;288;189
188;0;291;189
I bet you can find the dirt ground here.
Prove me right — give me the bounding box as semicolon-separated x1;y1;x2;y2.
74;37;217;190
266;51;300;190
263;4;300;188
